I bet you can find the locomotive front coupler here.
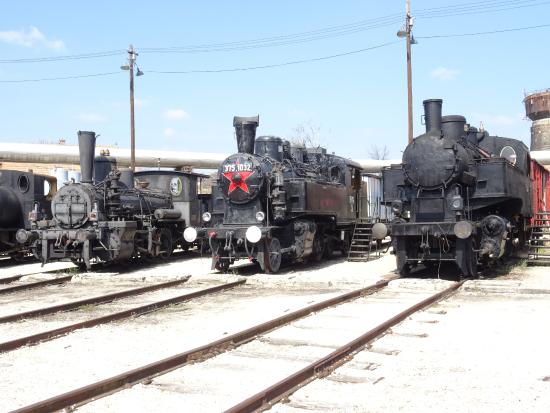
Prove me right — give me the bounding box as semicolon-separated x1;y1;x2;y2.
224;231;234;252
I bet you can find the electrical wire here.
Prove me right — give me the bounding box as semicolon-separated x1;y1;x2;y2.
417;22;550;38
0;71;120;83
1;0;548;63
0;50;126;64
146;41;399;75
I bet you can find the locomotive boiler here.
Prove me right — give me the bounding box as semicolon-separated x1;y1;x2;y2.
17;131;190;270
184;116;367;273
0;170;55;259
381;99;532;276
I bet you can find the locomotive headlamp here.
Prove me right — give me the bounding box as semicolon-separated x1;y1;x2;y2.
202;212;212;222
183;227;198;243
255;211;265;222
245;225;262;243
453;221;473;239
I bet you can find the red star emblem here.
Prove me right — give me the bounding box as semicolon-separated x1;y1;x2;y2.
223;171;254;194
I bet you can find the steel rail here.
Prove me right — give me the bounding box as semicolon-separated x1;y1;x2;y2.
0;266;78;285
0;276;73;296
9;277;395;413
0;276;191;324
0;280;246;353
224;281;464;413
0;274;24;284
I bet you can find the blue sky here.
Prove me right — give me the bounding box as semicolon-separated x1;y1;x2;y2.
1;0;549;160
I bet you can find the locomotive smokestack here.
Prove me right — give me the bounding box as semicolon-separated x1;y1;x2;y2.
233;115;259;154
423;99;443;134
78;130;96;184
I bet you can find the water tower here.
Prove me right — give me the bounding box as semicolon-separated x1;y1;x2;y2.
524;90;550;151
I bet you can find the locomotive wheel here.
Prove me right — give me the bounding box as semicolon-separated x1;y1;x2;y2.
310;231;323;263
258;237;282;273
456;238;477;277
71;258;88;271
9;252;26;263
323;239;334;259
215;259;230;272
159;229;173;259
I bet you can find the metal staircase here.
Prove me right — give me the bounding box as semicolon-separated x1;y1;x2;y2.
347;220;379;262
527;211;550;265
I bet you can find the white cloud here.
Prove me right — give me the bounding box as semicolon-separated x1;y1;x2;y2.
0;26;65;50
77;112;107;123
430;66;460;81
163;127;175;137
163;108;189;120
135;98;150;108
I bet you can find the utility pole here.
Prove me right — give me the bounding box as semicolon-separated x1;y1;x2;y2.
405;0;413;144
121;44;143;171
398;1;415;144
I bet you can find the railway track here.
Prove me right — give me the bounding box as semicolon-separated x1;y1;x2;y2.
226;281;462;412
0;277;192;323
0;279;245;353
0;275;73;296
8;277;401;413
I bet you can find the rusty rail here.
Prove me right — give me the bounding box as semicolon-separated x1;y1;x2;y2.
0;274;24;284
0;280;246;353
9;277;394;413
224;281;464;413
0;276;191;324
0;276;73;296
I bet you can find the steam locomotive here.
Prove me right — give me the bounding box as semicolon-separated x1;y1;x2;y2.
17;131;208;270
0;170;55;259
184;116;374;273
381;99;533;276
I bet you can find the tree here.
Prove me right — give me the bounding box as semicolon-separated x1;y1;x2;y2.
368;144;389;160
290;120;322;148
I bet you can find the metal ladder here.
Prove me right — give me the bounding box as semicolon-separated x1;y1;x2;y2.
527;211;550;265
347;220;378;262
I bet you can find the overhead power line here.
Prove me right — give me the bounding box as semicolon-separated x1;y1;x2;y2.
417;22;550;38
0;50;125;64
0;71;119;83
1;20;549;83
146;41;400;74
1;0;548;63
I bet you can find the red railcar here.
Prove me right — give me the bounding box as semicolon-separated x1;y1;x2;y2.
530;158;550;218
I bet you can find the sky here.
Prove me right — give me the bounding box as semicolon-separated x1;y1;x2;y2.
1;0;549;161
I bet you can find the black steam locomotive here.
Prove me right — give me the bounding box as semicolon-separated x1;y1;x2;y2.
17;131;208;270
381;99;532;276
184;116;367;273
0;170;55;259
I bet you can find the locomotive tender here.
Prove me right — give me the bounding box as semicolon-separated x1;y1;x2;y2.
184;116;370;273
0;170;55;258
381;98;533;276
17;131;207;269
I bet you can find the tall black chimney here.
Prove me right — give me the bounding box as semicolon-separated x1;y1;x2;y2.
78;130;96;184
423;99;443;134
233;115;259;154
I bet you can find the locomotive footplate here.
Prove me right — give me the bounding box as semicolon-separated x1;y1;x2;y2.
206;225;277;241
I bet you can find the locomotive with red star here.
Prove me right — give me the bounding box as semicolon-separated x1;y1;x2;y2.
184;115;375;273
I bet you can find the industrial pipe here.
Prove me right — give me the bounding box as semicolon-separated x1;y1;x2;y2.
0;142;548;173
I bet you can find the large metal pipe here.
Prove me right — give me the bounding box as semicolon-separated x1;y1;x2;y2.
233;115;259;154
77;131;96;184
0;142;227;169
0;143;548;173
